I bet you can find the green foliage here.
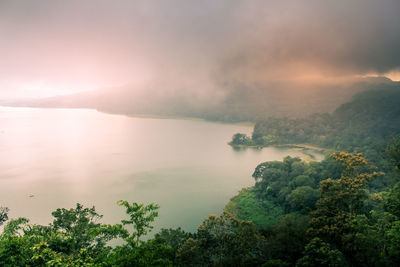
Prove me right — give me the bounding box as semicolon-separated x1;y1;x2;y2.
225;188;283;230
292;175;314;187
50;203;126;255
117;200;159;246
176;213;267;266
1;218;30;238
296;238;343;267
251;87;400;171
226;146;400;265
0;201;171;266
347;213;393;266
286;186;319;211
31;242;96;266
0;235;33;266
0;207;8;226
106;239;174;267
250;156;339;214
307;153;384;265
384;182;400;218
153;227;191;252
262;259;291;267
387;221;400;262
386;135;400;170
265;214;310;265
230;133;254;146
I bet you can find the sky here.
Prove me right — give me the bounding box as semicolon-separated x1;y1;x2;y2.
0;0;399;98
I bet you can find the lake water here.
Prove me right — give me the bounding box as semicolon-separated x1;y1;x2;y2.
0;107;323;233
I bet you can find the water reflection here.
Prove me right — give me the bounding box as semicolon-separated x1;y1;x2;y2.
0;107;323;232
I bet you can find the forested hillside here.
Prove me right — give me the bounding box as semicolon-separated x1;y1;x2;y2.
231;87;400;167
224;147;400;266
222;85;400;266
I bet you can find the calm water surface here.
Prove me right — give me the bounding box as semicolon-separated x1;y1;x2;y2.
0;107;323;232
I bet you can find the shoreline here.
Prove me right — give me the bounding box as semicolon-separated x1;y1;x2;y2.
98;110;255;127
229;143;330;162
229;143;327;152
0;104;254;127
274;143;328;152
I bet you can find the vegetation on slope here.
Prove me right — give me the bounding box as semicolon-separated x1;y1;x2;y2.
231;87;400;167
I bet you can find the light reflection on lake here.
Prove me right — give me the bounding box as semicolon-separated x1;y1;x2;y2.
0;107;323;232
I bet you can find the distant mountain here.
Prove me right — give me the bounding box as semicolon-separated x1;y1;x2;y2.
2;76;398;122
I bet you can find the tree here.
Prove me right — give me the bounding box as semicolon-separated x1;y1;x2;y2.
1;217;30;238
265;214;310;265
387;221;400;263
106;202;175;266
384;182;400;218
286;186;319;211
307;152;382;264
230;133;252;145
296;238;343;267
176;213;267;266
153;227;191;252
0;207;8;227
50;203;126;255
386;135;400;170
117;200;159;246
0;203;130;266
383;182;400;264
0;202;172;266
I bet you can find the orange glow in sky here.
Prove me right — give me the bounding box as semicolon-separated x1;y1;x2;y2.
0;1;399;99
385;70;400;81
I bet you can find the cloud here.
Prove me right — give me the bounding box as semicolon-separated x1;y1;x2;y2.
0;0;399;98
216;0;400;83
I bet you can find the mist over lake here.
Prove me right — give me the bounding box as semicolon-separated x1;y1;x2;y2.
0;0;399;264
0;107;322;232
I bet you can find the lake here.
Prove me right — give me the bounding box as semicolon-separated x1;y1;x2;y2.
0;107;323;233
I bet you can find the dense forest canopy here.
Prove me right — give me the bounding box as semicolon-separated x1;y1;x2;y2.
232;86;400;168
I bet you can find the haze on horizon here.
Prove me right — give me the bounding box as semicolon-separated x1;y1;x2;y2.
0;0;399;100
